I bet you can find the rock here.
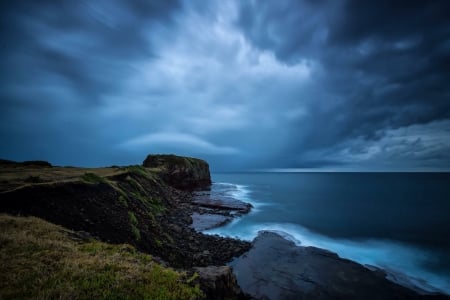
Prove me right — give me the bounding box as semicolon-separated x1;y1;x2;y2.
194;266;247;300
230;231;441;300
191;212;232;231
142;154;211;190
170;224;182;234
192;191;252;214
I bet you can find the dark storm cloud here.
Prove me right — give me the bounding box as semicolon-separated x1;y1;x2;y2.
0;0;181;165
236;0;450;168
1;0;449;170
1;0;180;106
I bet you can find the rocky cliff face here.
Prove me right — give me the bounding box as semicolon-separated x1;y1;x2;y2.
142;154;211;190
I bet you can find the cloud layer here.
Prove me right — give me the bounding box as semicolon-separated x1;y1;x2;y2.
1;0;449;170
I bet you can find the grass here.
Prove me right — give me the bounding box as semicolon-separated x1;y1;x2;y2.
128;211;138;226
126;165;150;178
126;175;147;195
24;175;43;183
124;175;165;214
0;214;202;300
128;212;141;241
118;195;128;207
0;165;124;192
81;172;106;184
131;224;141;241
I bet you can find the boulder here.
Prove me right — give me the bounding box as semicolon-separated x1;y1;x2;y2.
194;266;248;300
142;154;211;190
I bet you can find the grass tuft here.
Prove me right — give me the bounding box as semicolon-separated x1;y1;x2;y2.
128;211;138;226
128;212;141;241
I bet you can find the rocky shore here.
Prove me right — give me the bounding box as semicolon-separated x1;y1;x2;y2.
1;155;449;299
230;231;449;300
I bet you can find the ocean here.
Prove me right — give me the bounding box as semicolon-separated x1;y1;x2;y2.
204;172;450;294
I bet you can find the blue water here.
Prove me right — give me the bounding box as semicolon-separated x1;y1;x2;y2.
205;172;450;294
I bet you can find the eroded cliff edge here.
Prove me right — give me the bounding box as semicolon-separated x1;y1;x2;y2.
143;154;212;190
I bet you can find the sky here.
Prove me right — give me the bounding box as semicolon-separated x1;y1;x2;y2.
1;0;450;171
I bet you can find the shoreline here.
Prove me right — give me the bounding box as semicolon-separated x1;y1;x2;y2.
194;181;450;299
1;156;448;299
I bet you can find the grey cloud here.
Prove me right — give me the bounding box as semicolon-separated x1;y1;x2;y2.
1;0;449;170
0;0;183;166
1;0;180;101
236;0;450;169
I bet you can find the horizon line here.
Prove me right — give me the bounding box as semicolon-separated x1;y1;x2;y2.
213;168;450;173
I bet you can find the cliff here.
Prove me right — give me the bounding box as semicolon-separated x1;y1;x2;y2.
0;155;249;299
143;154;211;190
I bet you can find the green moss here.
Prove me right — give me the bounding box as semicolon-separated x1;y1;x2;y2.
81;172;106;184
118;195;128;207
126;176;147;195
126;165;149;178
128;190;164;215
0;214;202;300
146;196;164;214
131;224;141;241
128;212;138;226
126;212;140;241
114;184;128;198
147;211;157;225
155;238;163;248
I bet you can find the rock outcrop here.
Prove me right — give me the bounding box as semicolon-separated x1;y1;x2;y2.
231;231;448;300
194;266;249;300
143;154;211;190
190;189;253;231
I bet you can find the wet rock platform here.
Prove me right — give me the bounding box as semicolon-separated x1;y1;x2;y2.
230;231;450;300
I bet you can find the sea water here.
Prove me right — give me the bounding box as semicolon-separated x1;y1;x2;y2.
204;172;450;294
